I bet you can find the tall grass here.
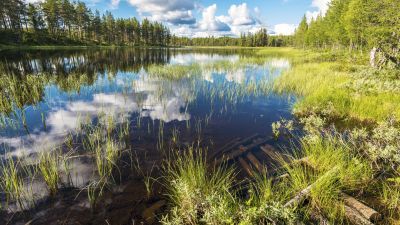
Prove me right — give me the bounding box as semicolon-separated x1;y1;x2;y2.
161;147;238;224
161;146;300;225
273;49;400;122
0;158;27;210
274;133;374;223
38;150;61;197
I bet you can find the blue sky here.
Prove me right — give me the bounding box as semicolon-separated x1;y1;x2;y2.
74;0;331;37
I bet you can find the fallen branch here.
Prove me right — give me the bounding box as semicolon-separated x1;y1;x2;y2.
296;158;381;222
284;166;340;208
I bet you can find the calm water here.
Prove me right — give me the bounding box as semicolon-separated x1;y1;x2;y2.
0;48;295;213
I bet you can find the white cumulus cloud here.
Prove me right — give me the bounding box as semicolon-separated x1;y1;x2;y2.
198;4;230;32
128;0;196;25
228;3;256;26
273;23;297;35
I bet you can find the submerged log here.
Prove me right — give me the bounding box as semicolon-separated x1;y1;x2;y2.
209;134;260;160
215;137;270;164
142;200;166;224
260;144;291;163
342;193;381;222
208;137;241;159
238;157;253;177
344;205;374;225
246;152;264;173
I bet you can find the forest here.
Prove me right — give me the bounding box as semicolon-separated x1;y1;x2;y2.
0;0;171;46
293;0;399;68
171;29;293;47
0;0;287;47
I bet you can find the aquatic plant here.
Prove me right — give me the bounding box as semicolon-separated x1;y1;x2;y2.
0;157;27;210
38;150;61;197
147;64;201;80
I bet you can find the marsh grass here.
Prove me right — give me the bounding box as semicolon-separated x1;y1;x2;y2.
147;64;201;80
381;181;400;220
161;145;301;225
272;132;374;223
38;150;61;197
94;138;122;184
273;49;400;122
161;147;238;224
1;157;27;210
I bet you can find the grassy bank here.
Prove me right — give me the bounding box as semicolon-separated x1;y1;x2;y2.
270;48;400;123
158;47;400;224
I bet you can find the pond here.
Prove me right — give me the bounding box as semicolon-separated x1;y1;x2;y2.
0;48;295;223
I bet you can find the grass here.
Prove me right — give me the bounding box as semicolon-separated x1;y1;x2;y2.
292;134;372;222
272;48;400;122
38;150;61;197
0;111;129;212
161;147;238;224
0;157;27;210
147;64;201;80
161;146;299;225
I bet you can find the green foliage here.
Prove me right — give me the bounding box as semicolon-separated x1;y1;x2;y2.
294;0;400;66
170;29;293;47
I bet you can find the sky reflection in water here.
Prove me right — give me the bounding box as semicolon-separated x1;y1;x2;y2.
0;49;293;210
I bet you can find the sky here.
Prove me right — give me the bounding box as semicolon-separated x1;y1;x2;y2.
30;0;332;37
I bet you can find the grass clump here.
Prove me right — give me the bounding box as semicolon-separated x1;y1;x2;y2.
240;173;296;224
38;150;61;197
147;64;201;80
161;147;238;224
0;158;28;210
278;132;373;223
95;138;122;183
161;147;298;225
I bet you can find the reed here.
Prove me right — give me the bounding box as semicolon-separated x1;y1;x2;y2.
38;150;61;197
0;157;27;210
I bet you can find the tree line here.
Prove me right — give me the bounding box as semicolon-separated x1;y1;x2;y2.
294;0;399;66
0;0;171;46
171;29;293;47
0;0;295;48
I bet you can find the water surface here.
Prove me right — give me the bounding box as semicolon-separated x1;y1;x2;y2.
0;48;295;213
